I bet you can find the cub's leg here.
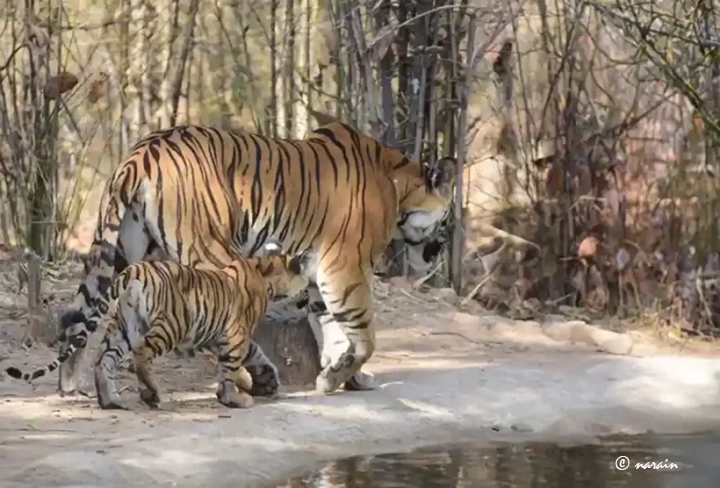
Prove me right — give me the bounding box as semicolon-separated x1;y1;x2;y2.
313;268;377;394
94;316;136;410
95;280;149;409
214;337;254;409
306;282;375;392
131;315;176;409
241;340;280;398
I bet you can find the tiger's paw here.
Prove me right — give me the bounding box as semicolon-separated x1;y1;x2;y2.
97;399;129;410
247;364;280;397
343;370;376;391
217;390;254;409
96;387;127;410
139;388;160;409
315;374;340;395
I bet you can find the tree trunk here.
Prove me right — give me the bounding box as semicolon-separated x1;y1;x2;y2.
283;0;296;137
270;0;279;136
376;0;395;145
251;304;321;388
131;0;150;136
25;2;59;259
294;0;310;138
169;0;200;127
450;14;476;293
158;0;180;127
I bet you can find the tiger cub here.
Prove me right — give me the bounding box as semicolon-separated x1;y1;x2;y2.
87;252;310;410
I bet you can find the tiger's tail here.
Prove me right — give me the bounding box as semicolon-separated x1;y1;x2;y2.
55;151;151;392
6;266;138;384
61;160;147;330
6;343;82;383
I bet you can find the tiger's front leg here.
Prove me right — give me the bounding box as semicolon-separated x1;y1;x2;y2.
94;317;132;410
131;316;177;409
242;340;280;398
214;337;255;408
215;366;255;409
306;282;376;392
312;269;377;394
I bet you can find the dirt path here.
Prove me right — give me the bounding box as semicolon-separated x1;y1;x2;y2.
2;261;720;487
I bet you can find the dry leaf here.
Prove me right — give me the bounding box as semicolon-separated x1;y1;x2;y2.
578;235;599;262
604;188;621;217
87;73;108;104
44;72;78;99
615;247;631;272
577;166;592;195
545;163;564;198
492;41;513;76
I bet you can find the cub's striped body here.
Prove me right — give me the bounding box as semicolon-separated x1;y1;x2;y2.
6;253;309;410
53;119;457;397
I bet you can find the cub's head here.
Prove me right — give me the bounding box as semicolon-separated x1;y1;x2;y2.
392;154;457;272
252;247;311;300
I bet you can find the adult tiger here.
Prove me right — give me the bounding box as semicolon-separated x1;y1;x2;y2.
55;119;457;397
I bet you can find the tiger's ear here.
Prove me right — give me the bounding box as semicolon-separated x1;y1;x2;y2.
424;156;457;198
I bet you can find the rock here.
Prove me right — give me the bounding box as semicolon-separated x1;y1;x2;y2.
429;287;457;302
251;303;321;388
542;321;634;355
452;312;485;327
542;320;586;343
589;327;634;355
388;276;414;292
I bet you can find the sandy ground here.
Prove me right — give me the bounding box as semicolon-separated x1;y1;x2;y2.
2;257;720;487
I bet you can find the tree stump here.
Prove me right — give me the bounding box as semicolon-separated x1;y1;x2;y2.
251;302;321;389
23;249;54;346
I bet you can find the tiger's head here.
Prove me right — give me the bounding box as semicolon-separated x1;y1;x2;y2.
242;248;311;300
390;153;457;273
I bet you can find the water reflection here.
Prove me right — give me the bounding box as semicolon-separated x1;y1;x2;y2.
275;431;720;487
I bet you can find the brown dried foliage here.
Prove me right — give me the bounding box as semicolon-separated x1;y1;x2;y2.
87;72;109;104
43;72;78;99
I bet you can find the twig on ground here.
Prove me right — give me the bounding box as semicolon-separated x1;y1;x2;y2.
461;271;495;307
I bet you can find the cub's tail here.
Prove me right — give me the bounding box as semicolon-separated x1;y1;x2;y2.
6;265;139;383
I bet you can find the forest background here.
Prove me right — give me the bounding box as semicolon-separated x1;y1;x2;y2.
2;0;720;336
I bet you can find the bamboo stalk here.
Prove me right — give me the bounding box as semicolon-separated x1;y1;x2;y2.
451;12;477;294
